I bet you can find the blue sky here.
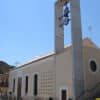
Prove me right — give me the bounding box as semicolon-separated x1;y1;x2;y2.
0;0;100;66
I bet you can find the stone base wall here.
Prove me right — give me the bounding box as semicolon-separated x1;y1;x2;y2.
7;96;56;100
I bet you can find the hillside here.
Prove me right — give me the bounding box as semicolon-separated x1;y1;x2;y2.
0;61;15;74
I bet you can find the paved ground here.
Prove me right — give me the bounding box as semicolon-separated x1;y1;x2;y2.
0;97;3;100
0;96;8;100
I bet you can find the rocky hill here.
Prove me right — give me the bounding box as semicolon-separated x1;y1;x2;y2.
0;61;15;74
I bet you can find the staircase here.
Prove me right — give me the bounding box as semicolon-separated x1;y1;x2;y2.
76;82;100;100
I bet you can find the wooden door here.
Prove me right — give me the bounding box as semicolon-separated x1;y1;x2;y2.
61;89;67;100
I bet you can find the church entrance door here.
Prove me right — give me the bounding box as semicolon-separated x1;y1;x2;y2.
61;89;67;100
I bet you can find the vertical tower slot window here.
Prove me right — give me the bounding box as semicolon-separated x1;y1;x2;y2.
34;74;38;96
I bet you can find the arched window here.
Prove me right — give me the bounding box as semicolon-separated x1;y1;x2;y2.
34;74;38;96
13;78;15;92
25;76;28;94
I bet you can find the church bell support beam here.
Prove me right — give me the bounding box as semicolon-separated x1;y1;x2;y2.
70;0;84;99
55;2;64;54
54;0;84;99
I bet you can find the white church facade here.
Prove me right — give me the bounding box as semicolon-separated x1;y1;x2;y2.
8;0;100;100
8;38;100;100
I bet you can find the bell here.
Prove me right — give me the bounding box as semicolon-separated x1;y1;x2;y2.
64;17;70;25
64;6;69;17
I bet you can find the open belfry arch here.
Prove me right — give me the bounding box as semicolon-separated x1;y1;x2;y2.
55;0;84;100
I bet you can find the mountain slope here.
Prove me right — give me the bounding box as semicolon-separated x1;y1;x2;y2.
0;61;15;74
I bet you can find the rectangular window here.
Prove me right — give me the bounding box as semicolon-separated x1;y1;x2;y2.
13;78;15;92
34;74;38;96
25;76;28;94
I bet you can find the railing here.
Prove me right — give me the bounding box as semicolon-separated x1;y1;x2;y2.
76;82;100;100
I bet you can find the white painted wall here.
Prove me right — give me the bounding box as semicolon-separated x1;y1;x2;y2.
8;46;100;100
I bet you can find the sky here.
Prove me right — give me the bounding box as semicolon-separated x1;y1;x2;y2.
0;0;100;66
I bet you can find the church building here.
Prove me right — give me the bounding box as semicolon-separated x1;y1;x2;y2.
8;0;100;100
8;38;100;100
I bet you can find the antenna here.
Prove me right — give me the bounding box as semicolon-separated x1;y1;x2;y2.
88;25;92;33
88;25;92;38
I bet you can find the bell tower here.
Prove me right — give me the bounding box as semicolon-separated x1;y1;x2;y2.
55;0;84;100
